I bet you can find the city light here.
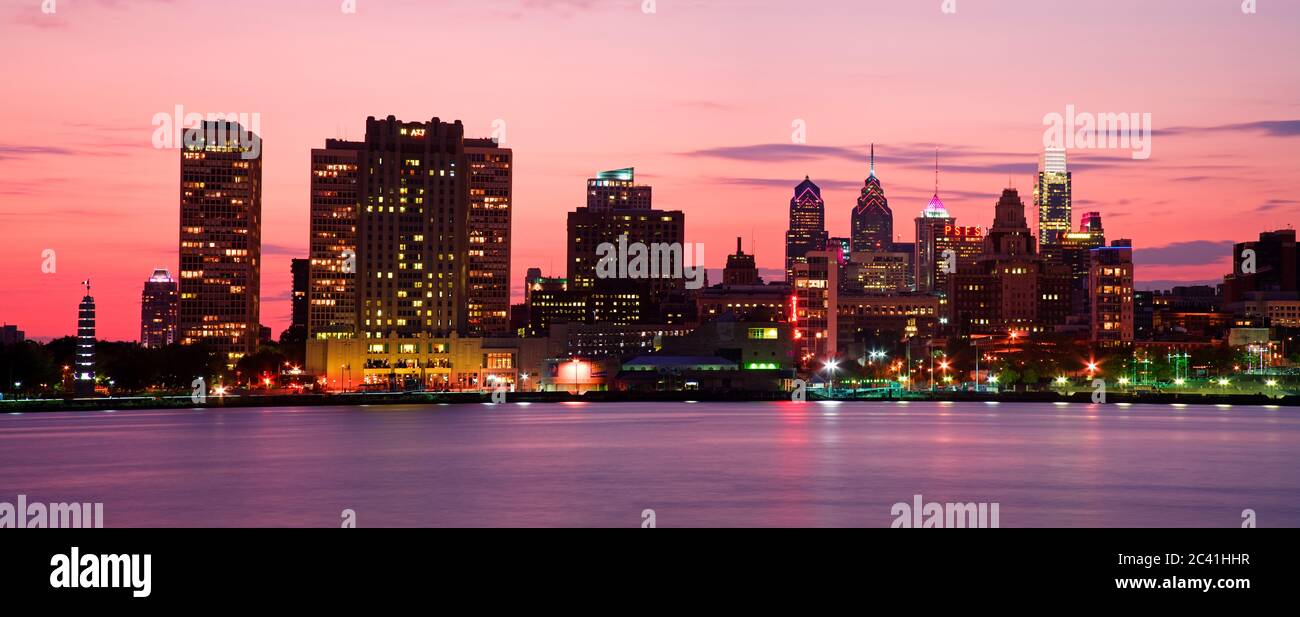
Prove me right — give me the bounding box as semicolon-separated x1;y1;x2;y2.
1118;377;1130;386
1056;376;1069;384
1267;380;1279;387
1217;378;1230;387
1174;378;1186;386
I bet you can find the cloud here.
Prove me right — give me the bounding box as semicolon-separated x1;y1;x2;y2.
1254;199;1300;213
708;176;864;190
1159;120;1300;138
1133;240;1234;266
681;143;867;163
1136;280;1222;292
262;244;308;257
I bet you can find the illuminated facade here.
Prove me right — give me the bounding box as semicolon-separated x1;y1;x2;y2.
1034;147;1072;247
566;176;685;295
846;251;912;293
75;282;95;397
950;188;1072;335
851;145;893;252
356;116;469;340
465;138;513;335
792;250;839;364
784;176;829;281
586;167;651;211
178;121;262;363
308;139;362;339
1089;240;1135;343
140;268;179;348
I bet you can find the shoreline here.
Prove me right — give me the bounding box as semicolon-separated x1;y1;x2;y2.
1;389;1296;413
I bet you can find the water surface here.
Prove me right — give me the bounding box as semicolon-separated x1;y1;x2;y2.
1;401;1296;527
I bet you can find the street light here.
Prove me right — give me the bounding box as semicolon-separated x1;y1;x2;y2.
823;359;840;393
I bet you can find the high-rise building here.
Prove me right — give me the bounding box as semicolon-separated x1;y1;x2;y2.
76;280;95;397
0;325;23;346
851;145;893;253
784;176;829;281
1089;240;1135;343
586;168;651;211
846;251;912;293
465;138;513;335
566;170;685;296
178;120;262;364
723;238;761;286
792;250;839;365
291;258;309;331
308;139;363;339
140;268;179;348
1035;147;1072;247
1055;212;1107;319
356;116;470;340
950;188;1072;335
1224;229;1299;304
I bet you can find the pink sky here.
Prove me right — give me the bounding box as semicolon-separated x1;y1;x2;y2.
2;0;1298;341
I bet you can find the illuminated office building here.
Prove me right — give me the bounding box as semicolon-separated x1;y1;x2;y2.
140;268;179;348
308;139;362;339
784;176;829;281
465;138;513;335
851;145;893;253
1035;147;1072;247
178;120;262;363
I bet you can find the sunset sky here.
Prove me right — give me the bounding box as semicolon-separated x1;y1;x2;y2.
2;0;1298;341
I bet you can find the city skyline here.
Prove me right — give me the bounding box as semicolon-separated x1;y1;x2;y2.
3;0;1300;341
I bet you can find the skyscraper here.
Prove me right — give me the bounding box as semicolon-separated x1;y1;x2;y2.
784;176;829;281
792;250;839;365
1035;147;1072;247
566;170;685;296
465;138;513;335
356;116;469;339
586;168;651;211
1089;240;1135;343
291;258;309;331
76;280;95;397
723;238;761;286
851;145;893;253
140;268;178;348
308;139;363;339
950;188;1072;335
178;120;262;364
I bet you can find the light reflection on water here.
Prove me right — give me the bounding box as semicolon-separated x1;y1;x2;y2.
0;401;1296;528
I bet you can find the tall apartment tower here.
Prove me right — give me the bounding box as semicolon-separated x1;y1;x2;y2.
1035;147;1072;247
75;280;96;397
178;121;262;364
140;268;179;348
792;250;839;365
851;145;893;253
356;116;469;340
586;168;651;211
1089;240;1135;343
465;138;513;335
308;139;363;339
784;176;829;281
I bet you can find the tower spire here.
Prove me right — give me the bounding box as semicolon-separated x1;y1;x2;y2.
869;143;876;177
934;148;940;196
